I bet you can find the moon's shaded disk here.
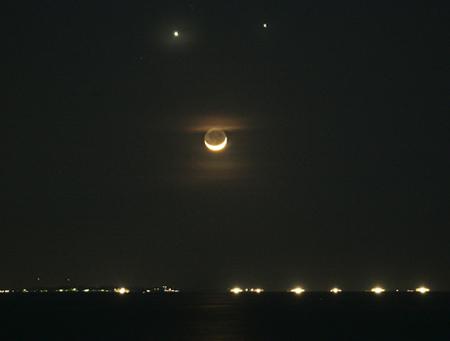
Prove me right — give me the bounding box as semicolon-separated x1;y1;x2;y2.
204;129;227;151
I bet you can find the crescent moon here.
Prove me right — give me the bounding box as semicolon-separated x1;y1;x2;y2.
205;136;227;151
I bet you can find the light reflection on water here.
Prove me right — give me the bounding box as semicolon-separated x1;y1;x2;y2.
0;293;449;340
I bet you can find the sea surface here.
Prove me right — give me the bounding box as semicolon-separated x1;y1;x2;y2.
1;292;449;340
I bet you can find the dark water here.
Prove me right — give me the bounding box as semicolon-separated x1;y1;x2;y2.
1;292;449;340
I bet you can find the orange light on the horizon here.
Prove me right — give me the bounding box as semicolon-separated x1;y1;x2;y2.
330;287;342;294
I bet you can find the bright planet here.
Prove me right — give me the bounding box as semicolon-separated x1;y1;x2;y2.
204;128;227;152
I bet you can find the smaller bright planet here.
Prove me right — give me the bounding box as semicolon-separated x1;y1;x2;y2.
263;23;268;28
204;128;227;152
173;31;179;37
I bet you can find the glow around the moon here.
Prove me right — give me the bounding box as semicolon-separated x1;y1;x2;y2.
204;128;227;151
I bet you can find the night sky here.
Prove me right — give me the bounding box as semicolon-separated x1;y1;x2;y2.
2;1;449;291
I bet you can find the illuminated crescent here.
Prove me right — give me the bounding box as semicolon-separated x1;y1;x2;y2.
204;136;227;151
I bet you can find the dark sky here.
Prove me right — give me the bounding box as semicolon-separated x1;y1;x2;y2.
2;1;449;290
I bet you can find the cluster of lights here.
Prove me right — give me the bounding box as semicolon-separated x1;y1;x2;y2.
143;286;179;294
290;287;306;295
228;286;431;295
230;287;243;294
114;287;130;295
230;287;264;294
370;286;431;294
56;288;79;293
249;288;264;294
66;288;112;293
370;287;386;294
0;287;183;295
81;288;111;293
415;286;430;294
0;286;432;295
330;287;342;294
